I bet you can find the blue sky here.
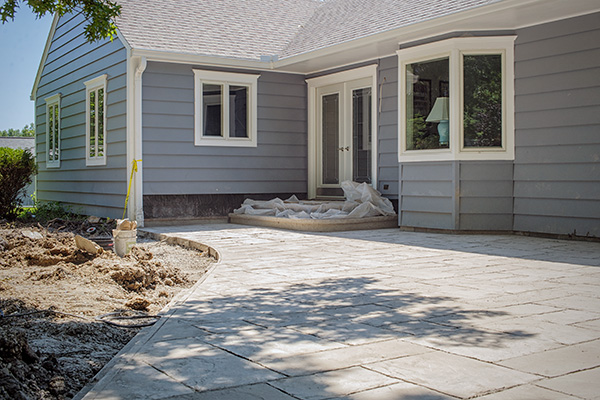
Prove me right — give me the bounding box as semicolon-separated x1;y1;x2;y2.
0;9;52;131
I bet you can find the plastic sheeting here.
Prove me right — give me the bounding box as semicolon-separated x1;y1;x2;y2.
233;181;396;219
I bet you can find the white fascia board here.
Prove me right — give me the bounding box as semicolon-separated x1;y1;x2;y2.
116;27;132;53
130;48;291;73
31;13;59;101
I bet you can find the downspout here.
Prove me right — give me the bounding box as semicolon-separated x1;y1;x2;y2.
134;56;147;225
126;55;146;225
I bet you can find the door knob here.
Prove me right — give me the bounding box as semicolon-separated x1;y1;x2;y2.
338;146;349;151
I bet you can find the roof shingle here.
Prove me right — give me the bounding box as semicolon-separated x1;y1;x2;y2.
115;0;503;61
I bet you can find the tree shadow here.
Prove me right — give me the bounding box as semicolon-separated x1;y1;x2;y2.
97;276;537;399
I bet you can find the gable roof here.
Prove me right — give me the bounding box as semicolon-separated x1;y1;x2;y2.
280;0;500;58
115;0;322;61
115;0;502;61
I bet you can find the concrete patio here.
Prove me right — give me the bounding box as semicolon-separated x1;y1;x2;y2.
79;224;600;399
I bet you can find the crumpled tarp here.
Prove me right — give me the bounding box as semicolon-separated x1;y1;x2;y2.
233;181;396;219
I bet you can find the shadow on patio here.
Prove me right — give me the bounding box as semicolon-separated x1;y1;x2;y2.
110;276;537;398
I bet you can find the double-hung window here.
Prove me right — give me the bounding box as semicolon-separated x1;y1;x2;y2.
398;36;515;161
84;74;107;166
45;94;61;168
193;70;258;147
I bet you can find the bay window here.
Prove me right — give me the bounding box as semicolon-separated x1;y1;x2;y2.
398;36;515;161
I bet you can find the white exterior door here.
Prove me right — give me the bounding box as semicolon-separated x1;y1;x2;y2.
315;77;373;197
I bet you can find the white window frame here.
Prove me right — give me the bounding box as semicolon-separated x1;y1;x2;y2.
193;70;258;147
84;74;107;166
397;36;516;162
45;93;61;168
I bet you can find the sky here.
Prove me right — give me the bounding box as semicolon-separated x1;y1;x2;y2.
0;9;53;131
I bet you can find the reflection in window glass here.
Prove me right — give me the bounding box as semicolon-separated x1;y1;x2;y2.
90;90;96;157
352;87;371;183
48;104;55;160
53;104;59;161
203;84;222;137
98;88;104;156
229;85;248;138
322;93;339;185
406;57;449;150
463;54;502;147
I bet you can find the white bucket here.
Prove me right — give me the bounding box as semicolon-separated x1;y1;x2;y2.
113;229;137;257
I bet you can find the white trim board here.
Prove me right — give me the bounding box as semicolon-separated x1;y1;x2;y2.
306;65;379;199
396;36;516;163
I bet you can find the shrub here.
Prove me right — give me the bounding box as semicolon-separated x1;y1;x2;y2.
34;201;79;223
0;147;37;220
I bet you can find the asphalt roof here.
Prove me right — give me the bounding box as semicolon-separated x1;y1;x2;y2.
115;0;502;61
0;137;35;151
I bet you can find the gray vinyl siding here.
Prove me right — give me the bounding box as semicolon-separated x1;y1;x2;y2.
377;56;399;198
142;62;307;195
398;161;513;231
34;13;128;218
459;161;513;231
513;12;600;237
399;162;455;230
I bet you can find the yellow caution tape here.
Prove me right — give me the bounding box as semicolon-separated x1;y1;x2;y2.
123;159;142;220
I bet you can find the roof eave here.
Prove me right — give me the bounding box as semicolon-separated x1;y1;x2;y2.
130;48;284;72
273;0;600;74
30;13;60;101
115;0;600;75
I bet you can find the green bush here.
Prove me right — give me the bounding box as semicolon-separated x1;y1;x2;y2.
34;201;79;223
0;147;37;220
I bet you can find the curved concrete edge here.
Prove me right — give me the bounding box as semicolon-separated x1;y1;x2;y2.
138;229;221;261
228;213;398;232
75;230;221;400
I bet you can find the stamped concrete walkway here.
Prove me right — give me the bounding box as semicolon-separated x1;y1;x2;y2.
80;224;600;400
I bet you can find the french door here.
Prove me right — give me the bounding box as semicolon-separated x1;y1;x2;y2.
315;77;373;197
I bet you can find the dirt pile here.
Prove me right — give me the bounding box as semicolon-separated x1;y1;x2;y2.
0;225;214;399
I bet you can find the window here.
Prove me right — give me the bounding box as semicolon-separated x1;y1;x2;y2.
193;70;258;147
398;36;515;161
45;94;61;168
84;74;107;166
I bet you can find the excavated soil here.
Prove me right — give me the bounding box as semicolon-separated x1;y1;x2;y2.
0;225;214;399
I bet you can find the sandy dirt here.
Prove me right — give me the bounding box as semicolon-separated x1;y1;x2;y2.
0;225;214;399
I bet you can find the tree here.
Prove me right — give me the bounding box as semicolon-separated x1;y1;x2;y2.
0;123;35;137
1;0;121;42
0;147;37;220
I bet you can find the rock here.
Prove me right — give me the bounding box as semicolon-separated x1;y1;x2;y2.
0;367;29;400
87;216;101;224
21;230;43;240
125;297;151;311
75;235;103;255
49;375;66;395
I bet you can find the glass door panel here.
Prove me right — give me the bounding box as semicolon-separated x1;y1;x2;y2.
322;93;340;185
314;78;373;198
352;87;372;183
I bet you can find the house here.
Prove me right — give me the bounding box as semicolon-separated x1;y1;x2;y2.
0;136;36;207
31;0;600;237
